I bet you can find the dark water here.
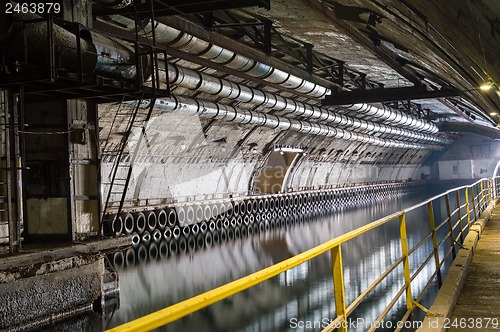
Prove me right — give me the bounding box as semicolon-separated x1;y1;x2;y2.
100;188;463;332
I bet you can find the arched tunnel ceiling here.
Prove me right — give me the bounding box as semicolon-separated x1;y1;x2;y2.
3;0;498;197
92;0;500;190
246;0;500;121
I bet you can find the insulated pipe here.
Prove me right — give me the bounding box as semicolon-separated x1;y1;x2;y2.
108;15;329;98
163;62;442;139
135;96;443;150
343;104;438;133
105;15;438;134
0;15;147;80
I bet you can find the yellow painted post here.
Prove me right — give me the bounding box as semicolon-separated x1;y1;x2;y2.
427;202;442;287
465;187;471;230
399;212;414;314
471;186;477;222
480;182;485;211
445;194;456;259
456;190;464;243
331;245;347;331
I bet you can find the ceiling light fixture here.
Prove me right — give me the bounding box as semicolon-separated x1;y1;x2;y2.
480;83;492;91
274;145;305;153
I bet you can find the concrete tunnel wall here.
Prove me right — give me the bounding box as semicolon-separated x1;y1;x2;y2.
99;102;438;203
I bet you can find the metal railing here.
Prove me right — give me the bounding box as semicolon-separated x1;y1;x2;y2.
106;177;498;332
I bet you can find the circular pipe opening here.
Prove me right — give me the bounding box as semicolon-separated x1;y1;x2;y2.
134;212;146;234
157;209;168;230
131;232;140;247
123;213;134;235
167;208;178;228
146;211;157;232
163;227;172;241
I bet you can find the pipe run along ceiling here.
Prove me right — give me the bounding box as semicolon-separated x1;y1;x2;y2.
3;0;499;159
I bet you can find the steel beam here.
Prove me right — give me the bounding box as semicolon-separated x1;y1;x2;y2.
322;87;460;105
94;0;270;16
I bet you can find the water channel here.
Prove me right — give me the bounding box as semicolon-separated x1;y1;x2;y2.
54;184;467;331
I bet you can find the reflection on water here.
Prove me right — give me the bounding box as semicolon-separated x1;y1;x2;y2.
101;189;457;332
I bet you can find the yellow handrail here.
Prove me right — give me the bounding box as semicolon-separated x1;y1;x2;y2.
107;177;498;332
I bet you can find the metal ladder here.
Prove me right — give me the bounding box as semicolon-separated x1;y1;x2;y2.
101;4;167;222
101;96;156;217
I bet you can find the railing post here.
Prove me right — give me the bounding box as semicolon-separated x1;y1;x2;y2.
399;212;414;315
331;244;347;331
471;186;477;222
427;202;442;287
456;190;464;243
488;179;492;202
480;181;485;211
465;187;471;230
445;194;456;259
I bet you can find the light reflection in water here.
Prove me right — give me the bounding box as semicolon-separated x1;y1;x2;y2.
100;190;456;332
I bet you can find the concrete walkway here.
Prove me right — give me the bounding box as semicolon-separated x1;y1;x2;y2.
449;208;500;331
418;201;500;332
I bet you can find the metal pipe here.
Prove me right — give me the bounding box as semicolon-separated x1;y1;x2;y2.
133;96;443;150
162;62;442;140
0;14;146;80
107;15;328;98
343;103;438;133
106;15;437;134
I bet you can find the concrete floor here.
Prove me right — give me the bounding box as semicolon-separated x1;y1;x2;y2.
449;209;500;332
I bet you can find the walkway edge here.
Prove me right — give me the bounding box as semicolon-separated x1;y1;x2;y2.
417;198;498;332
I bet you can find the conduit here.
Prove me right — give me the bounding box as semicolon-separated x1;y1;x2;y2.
162;62;446;143
107;15;328;98
3;13;440;138
0;14;148;80
343;103;438;133
104;15;438;134
132;95;443;150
